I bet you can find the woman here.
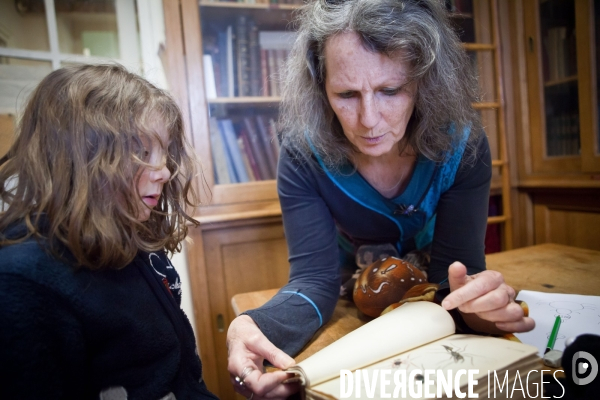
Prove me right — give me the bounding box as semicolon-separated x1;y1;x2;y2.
227;1;534;399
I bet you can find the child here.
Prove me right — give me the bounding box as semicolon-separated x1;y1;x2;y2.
0;64;218;399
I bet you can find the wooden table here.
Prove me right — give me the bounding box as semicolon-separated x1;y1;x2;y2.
231;243;600;363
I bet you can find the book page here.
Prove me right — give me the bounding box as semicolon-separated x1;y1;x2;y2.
515;290;600;355
287;302;455;387
311;334;539;400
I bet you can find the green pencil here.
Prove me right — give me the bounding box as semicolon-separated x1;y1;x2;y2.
545;315;561;354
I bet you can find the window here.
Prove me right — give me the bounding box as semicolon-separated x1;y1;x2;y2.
0;0;167;115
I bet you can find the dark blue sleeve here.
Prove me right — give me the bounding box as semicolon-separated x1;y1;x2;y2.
0;275;86;399
427;133;492;283
243;148;340;357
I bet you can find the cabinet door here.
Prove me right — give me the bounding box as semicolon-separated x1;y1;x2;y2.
524;0;599;174
187;218;290;400
182;0;301;207
579;0;600;171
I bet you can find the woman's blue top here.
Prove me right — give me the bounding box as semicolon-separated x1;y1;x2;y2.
245;130;492;356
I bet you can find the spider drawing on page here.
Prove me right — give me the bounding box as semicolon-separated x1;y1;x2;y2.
426;344;493;371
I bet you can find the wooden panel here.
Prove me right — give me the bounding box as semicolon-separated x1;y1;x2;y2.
185;229;218;395
534;206;600;251
188;217;290;400
0;114;15;157
532;189;600;251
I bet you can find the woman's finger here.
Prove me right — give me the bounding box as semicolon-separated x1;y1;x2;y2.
470;300;526;323
443;267;505;310
496;317;536;333
450;283;515;314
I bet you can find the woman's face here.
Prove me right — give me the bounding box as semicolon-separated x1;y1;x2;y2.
324;32;416;160
135;125;171;222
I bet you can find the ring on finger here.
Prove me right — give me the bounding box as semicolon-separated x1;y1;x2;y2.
247;393;254;400
235;366;254;386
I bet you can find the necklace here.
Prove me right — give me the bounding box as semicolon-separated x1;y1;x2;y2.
380;170;405;192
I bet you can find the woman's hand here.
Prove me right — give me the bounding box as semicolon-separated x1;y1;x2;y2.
441;262;535;334
227;315;300;400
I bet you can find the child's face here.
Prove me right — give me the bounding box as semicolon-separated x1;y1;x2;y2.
136;125;171;222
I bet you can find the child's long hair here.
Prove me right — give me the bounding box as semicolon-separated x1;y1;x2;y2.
0;64;201;270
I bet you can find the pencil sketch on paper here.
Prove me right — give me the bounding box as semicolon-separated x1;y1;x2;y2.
514;290;600;355
535;300;598;322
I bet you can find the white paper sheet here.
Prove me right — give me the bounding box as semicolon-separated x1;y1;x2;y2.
515;290;600;356
289;302;456;387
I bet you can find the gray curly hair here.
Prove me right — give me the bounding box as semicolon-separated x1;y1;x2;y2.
279;0;482;167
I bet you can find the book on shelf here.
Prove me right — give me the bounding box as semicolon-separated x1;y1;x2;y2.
266;49;279;97
202;54;218;99
216;29;230;97
248;22;262;97
255;115;278;177
236;15;252;97
243;117;273;180
236;135;257;181
260;48;270;96
239;128;264;181
227;25;236;97
267;117;281;160
208;117;232;184
546;112;580;157
219;119;250;183
286;302;540;400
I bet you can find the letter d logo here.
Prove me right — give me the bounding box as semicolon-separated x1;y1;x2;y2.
572;351;598;386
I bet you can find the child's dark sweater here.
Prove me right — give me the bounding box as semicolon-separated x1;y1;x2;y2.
0;222;218;400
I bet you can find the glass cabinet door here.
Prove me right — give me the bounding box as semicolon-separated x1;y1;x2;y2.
580;0;600;171
524;0;599;174
190;1;301;207
539;0;579;158
198;2;299;196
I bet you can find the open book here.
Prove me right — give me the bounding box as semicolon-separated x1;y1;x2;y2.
287;302;541;399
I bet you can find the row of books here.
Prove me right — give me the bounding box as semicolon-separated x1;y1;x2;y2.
546;113;580;157
203;16;296;98
209;115;280;184
542;26;577;82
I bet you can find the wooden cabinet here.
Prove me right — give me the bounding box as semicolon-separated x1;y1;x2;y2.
186;216;290;399
523;0;600;175
502;0;600;250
